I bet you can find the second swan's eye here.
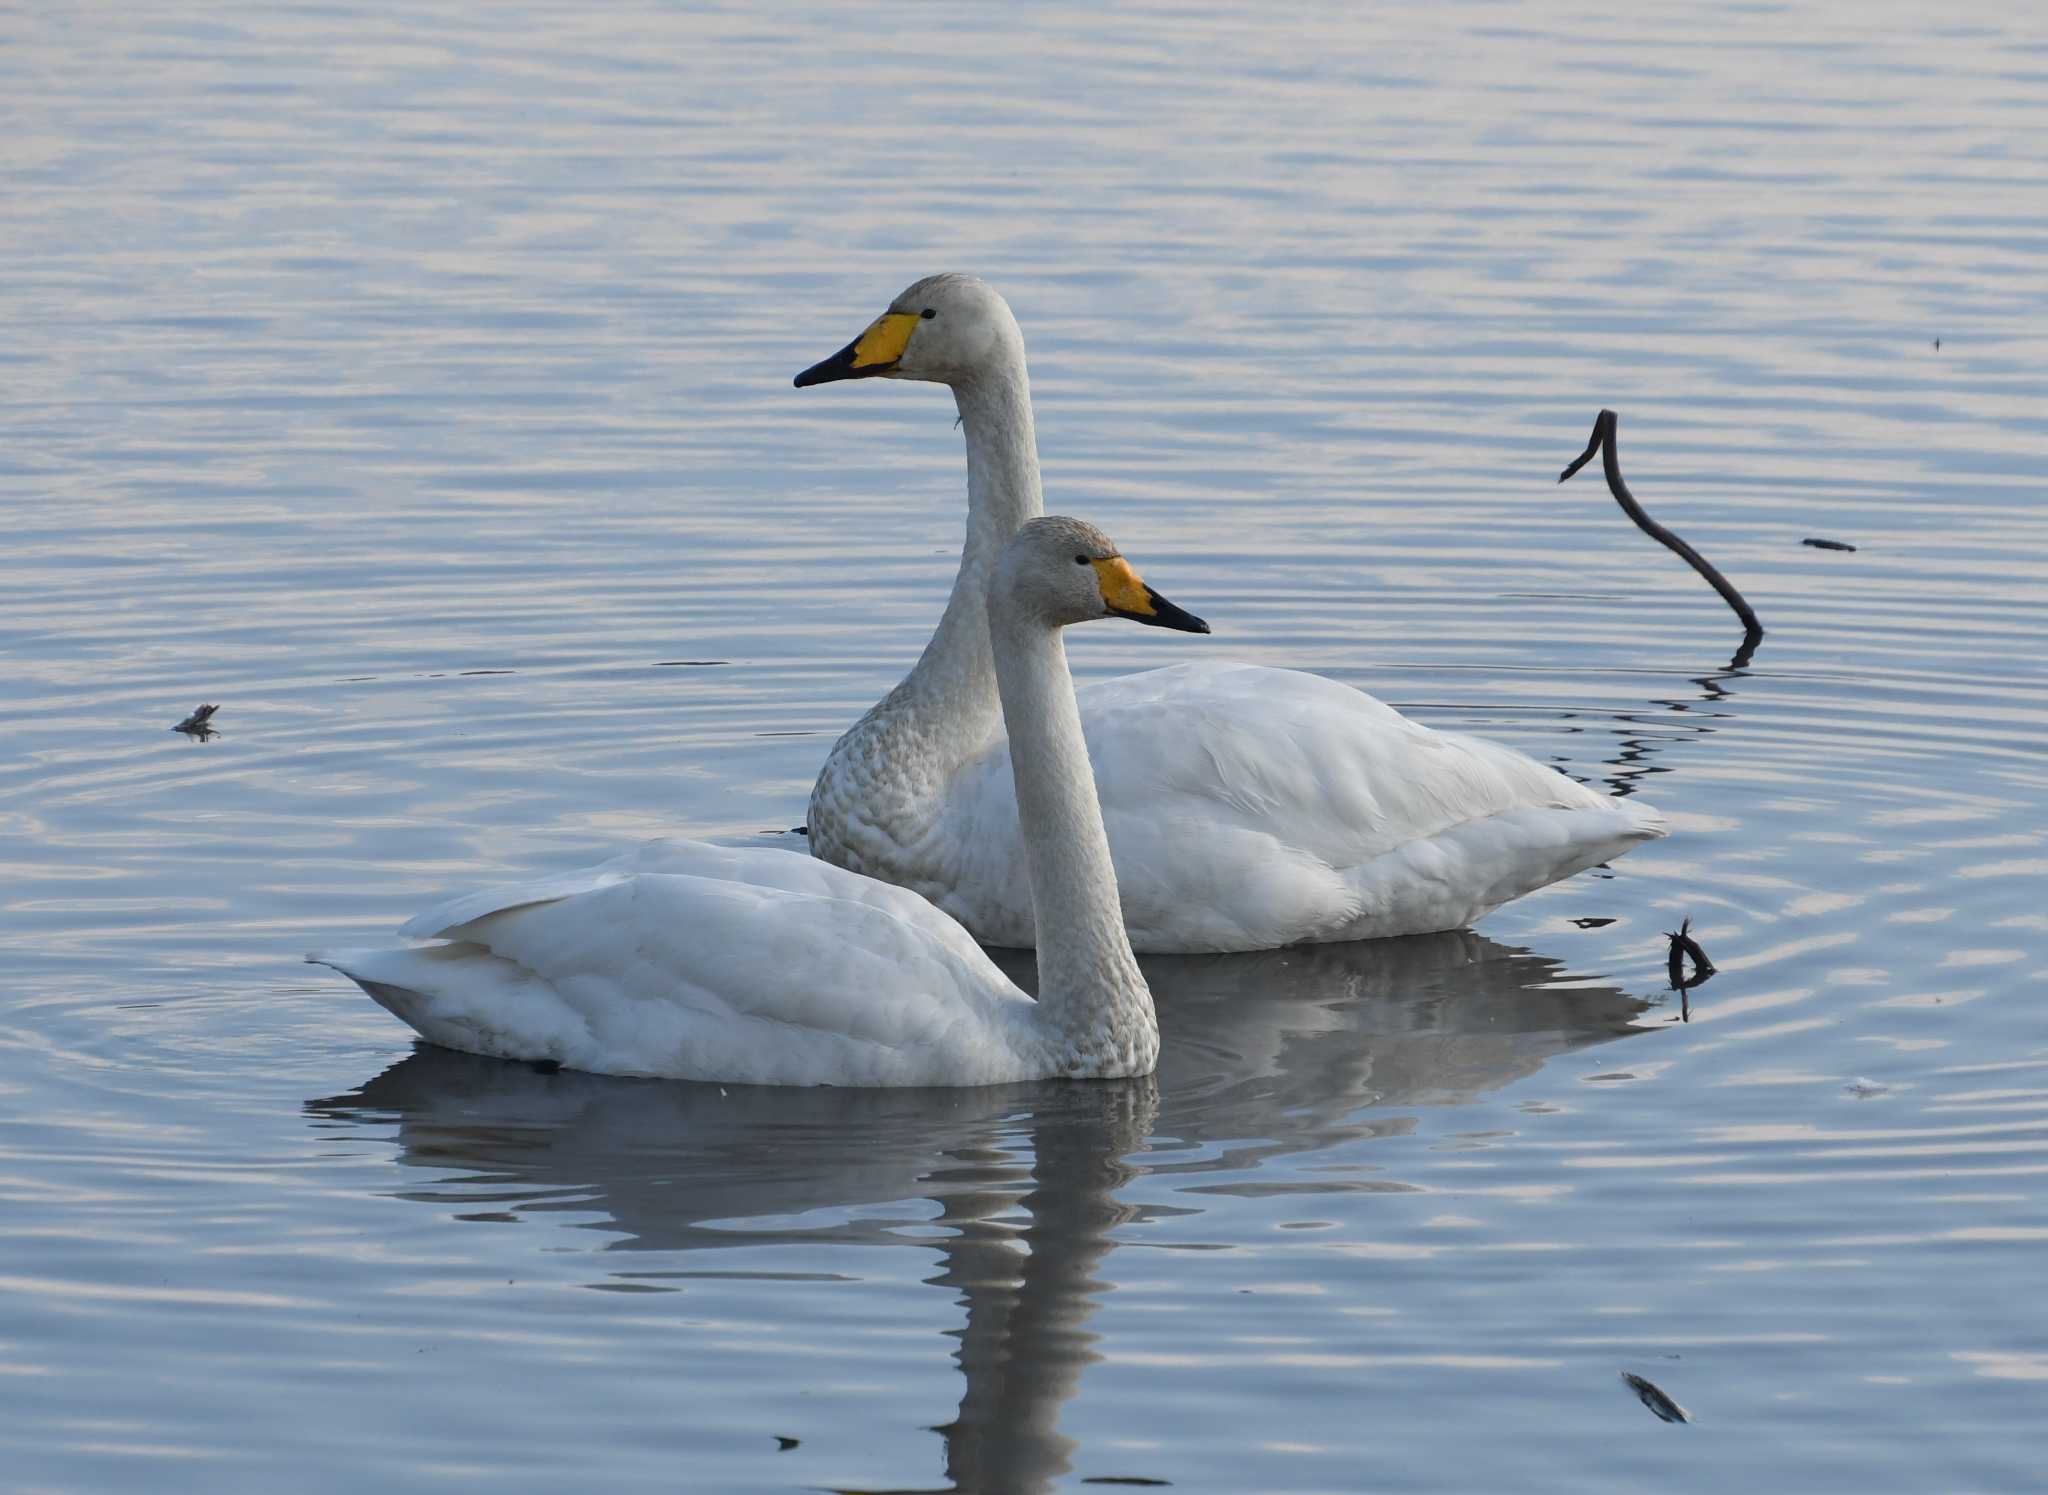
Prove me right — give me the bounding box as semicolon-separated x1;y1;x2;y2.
1073;555;1089;565
920;308;936;319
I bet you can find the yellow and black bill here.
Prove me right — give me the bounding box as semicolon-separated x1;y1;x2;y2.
793;311;920;388
1091;556;1210;634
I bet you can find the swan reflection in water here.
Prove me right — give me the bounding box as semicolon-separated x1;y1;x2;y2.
309;930;1649;1493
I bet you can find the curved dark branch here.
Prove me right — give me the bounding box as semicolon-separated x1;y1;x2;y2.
1560;409;1764;663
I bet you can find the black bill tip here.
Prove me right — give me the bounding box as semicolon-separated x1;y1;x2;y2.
794;335;884;388
1117;586;1210;634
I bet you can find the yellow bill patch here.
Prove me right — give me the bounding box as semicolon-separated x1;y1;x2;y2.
1090;556;1155;616
851;311;919;369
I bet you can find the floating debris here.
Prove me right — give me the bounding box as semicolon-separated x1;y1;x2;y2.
654;659;730;668
1665;917;1715;1021
1933;338;1941;351
773;1436;800;1452
1802;538;1858;552
1666;918;1714;986
1571;917;1617;930
1621;1371;1690;1424
1080;1480;1172;1489
1842;1077;1892;1100
173;703;220;739
1561;409;1763;667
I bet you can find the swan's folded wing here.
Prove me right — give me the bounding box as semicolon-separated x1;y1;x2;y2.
401;838;993;970
941;661;1663;952
1079;661;1633;850
322;849;1038;1086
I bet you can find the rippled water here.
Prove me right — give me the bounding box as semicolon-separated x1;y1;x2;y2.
5;3;2047;1490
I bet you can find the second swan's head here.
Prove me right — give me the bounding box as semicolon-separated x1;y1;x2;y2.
794;274;1022;389
995;517;1211;635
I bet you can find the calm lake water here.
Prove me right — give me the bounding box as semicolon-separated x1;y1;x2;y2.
5;3;2047;1490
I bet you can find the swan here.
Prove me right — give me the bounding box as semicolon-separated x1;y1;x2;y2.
794;274;1666;954
309;518;1210;1087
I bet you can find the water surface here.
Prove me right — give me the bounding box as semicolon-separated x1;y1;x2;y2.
4;3;2046;1490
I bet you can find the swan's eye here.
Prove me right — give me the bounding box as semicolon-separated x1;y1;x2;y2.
1073;554;1089;565
920;308;936;320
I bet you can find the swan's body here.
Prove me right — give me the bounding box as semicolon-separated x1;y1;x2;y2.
797;276;1666;955
822;660;1660;952
312;519;1208;1087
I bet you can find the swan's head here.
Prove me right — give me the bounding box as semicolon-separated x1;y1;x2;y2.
794;274;1023;389
996;517;1210;635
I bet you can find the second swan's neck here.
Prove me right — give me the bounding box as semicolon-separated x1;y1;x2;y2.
987;598;1156;1079
896;361;1045;720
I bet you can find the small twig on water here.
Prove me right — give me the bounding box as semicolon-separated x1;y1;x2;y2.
1666;916;1714;1021
1802;537;1857;552
1560;409;1764;665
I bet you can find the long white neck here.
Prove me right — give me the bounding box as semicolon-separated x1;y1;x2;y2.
894;360;1044;721
986;596;1156;1077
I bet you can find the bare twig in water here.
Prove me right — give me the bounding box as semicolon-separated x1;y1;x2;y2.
1802;537;1857;552
1665;916;1714;1021
1560;409;1764;665
173;703;220;738
1667;917;1715;981
1621;1371;1691;1424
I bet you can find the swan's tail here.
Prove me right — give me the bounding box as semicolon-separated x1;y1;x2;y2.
1615;795;1669;842
1331;797;1665;943
308;945;568;1065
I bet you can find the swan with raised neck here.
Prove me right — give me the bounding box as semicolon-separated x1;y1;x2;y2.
795;276;1668;956
311;517;1209;1086
798;275;1049;894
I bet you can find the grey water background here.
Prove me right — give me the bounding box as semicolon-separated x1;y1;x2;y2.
4;3;2046;1490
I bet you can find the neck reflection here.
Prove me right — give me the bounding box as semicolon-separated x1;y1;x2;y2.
309;929;1649;1493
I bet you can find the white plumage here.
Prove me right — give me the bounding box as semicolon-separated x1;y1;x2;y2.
906;661;1663;952
313;520;1209;1087
322;840;1035;1086
797;275;1665;954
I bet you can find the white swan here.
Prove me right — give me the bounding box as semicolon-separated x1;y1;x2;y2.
795;275;1666;954
309;518;1210;1086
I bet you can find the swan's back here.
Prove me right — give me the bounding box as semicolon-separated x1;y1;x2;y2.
315;840;1048;1087
932;662;1664;952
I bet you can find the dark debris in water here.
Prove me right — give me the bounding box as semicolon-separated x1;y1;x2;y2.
1621;1371;1691;1424
774;1435;800;1451
173;703;220;739
1081;1480;1172;1488
1571;917;1617;929
654;659;730;667
1665;917;1715;1021
1802;537;1858;552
